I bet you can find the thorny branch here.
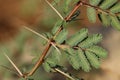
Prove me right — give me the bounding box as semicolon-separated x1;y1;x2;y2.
8;0;118;78
4;0;119;79
23;0;83;78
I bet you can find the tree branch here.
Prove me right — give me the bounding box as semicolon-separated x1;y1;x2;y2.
24;0;82;78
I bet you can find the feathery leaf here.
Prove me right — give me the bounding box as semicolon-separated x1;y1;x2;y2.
64;0;72;13
65;48;80;70
99;13;111;26
110;2;120;13
110;16;120;30
87;7;96;23
55;29;68;44
52;20;63;35
43;62;51;72
46;58;58;67
77;49;91;72
85;51;100;69
65;48;75;55
68;54;80;70
79;34;102;48
100;0;118;10
87;45;108;58
67;28;88;46
51;49;61;62
89;0;101;6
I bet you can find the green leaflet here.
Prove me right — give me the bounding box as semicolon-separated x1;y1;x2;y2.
43;48;61;72
85;51;100;69
65;49;80;70
64;0;72;13
46;58;58;67
87;45;108;58
43;58;57;72
68;54;80;70
51;48;61;62
55;29;68;44
65;48;75;55
99;13;111;26
77;49;91;72
100;0;118;10
110;16;120;30
66;28;88;46
87;7;96;23
52;20;63;35
79;34;102;48
110;2;120;13
89;0;101;6
43;62;52;72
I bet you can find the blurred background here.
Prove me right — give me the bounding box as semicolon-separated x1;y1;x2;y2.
0;0;120;80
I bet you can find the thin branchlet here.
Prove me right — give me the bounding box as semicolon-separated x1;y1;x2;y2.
79;1;120;17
